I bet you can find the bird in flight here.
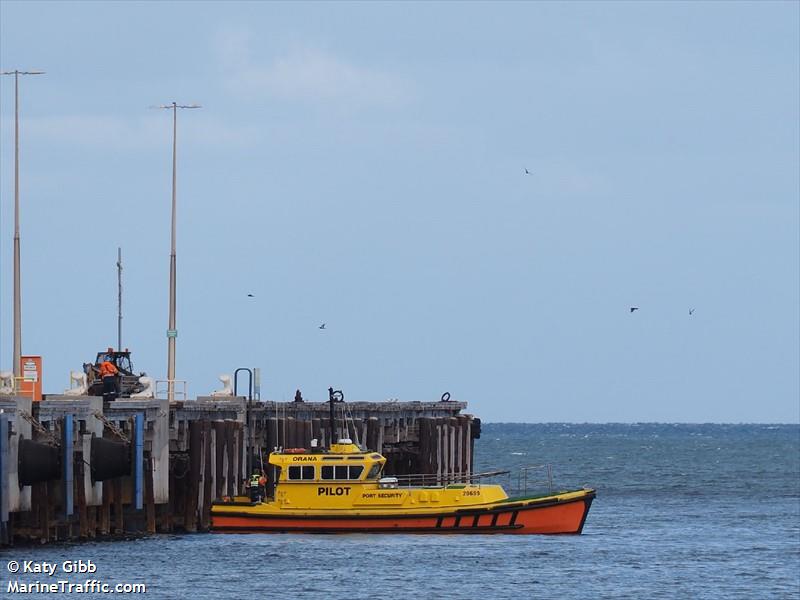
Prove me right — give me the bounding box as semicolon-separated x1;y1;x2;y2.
247;293;254;298
689;308;694;315
630;307;639;313
319;323;326;330
525;168;531;175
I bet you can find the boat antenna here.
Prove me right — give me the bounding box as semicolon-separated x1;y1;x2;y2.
117;247;123;351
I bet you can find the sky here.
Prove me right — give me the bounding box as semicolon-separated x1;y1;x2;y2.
0;1;797;423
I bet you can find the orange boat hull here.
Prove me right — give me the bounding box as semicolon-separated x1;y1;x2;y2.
211;491;594;535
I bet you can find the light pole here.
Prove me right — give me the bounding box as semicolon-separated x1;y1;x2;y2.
2;69;44;379
155;102;200;401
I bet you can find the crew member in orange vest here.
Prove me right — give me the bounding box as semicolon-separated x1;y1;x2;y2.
99;358;119;402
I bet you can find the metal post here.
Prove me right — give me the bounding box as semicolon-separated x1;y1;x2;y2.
117;248;123;351
12;72;20;377
62;415;74;517
167;104;177;402
2;69;44;377
154;102;200;401
234;368;254;479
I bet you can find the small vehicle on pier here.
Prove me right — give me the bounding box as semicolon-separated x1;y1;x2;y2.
211;439;595;534
83;348;146;398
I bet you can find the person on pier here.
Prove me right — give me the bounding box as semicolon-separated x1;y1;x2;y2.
99;358;119;401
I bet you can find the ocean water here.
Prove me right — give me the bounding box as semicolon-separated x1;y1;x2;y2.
2;423;798;599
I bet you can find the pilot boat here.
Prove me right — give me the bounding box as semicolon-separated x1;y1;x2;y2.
211;439;595;534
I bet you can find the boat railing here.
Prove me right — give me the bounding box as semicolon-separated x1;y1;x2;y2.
390;464;553;495
391;470;510;488
456;464;554;496
510;464;554;496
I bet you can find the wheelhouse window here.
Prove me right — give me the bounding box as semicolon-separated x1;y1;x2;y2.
366;463;382;479
321;465;364;480
288;466;315;480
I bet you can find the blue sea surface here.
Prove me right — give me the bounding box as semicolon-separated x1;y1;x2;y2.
2;424;798;599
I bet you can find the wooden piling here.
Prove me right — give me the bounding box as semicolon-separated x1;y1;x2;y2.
225;420;235;497
185;420;202;532
311;418;321;445
419;418;432;477
448;417;457;483
100;482;111;535
235;422;245;493
75;453;88;538
349;418;362;446
214;421;225;499
458;415;470;478
39;481;50;543
297;418;308;448
264;418;276;497
277;418;286;450
163;456;176;533
265;417;275;450
366;418;379;453
201;421;213;530
286;417;295;448
469;419;476;475
87;506;97;539
436;418;444;484
441;418;449;483
113;478;123;535
145;456;156;534
286;418;303;448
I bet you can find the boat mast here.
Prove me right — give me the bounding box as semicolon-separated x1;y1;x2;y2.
328;388;335;446
328;387;344;446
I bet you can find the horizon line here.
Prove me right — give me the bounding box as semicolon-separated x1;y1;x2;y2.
479;421;800;426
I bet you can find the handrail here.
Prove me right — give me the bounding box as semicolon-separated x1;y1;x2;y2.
512;464;553;495
0;374;36;397
155;379;188;400
389;465;553;494
391;469;511;487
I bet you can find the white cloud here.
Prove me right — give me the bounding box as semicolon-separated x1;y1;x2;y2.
15;114;161;149
216;28;415;107
1;113;253;150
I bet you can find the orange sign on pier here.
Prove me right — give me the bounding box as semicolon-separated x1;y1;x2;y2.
19;355;42;401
